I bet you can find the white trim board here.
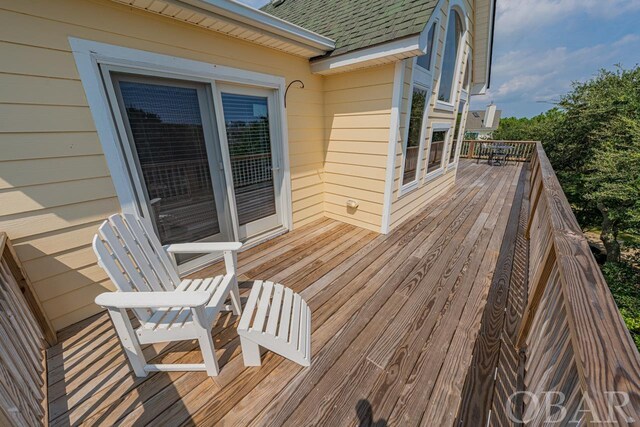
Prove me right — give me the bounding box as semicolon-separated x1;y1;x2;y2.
381;60;406;234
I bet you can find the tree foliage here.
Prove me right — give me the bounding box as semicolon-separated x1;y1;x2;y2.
494;66;640;262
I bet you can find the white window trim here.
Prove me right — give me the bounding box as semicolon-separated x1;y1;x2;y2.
447;52;472;171
435;1;470;111
424;122;452;182
398;79;430;196
69;37;294;241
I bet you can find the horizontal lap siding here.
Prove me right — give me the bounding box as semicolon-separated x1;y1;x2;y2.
389;0;473;231
0;0;325;330
322;65;394;232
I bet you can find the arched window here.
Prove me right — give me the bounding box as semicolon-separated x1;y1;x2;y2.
437;10;463;103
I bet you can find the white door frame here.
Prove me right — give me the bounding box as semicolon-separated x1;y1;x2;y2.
70;38;293;268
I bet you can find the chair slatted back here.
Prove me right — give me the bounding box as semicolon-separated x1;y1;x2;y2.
93;214;182;322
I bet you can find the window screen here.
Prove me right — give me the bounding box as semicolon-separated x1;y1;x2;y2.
221;93;277;226
117;79;221;247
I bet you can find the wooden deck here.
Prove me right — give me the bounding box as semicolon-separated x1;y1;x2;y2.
46;160;527;426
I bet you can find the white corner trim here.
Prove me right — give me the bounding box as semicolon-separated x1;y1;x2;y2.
311;36;422;74
381;60;406;234
176;0;335;51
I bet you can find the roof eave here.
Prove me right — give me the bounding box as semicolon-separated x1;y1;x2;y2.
310;35;423;75
182;0;335;50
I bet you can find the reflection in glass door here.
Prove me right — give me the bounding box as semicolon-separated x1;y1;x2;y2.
110;75;231;266
219;87;282;240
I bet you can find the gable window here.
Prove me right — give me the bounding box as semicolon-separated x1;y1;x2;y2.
416;23;437;71
402;86;428;186
437;10;463;104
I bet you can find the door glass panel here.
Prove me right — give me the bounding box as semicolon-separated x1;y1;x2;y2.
117;80;221;246
221;93;277;227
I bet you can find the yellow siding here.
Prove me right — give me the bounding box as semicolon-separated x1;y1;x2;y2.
388;0;474;231
0;0;480;331
322;65;395;232
0;0;326;330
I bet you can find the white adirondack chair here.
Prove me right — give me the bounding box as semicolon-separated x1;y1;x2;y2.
93;213;242;377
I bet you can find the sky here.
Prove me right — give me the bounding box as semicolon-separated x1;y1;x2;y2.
239;0;640;118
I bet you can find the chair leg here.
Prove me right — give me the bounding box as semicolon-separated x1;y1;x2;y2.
108;308;147;377
198;330;220;376
230;278;242;316
240;336;262;366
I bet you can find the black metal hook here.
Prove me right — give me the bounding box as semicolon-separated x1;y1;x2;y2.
284;80;304;108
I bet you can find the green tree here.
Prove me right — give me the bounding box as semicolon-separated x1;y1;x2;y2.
545;67;640;261
495;66;640;261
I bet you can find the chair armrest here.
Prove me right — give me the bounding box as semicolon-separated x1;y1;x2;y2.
95;291;211;309
164;242;242;254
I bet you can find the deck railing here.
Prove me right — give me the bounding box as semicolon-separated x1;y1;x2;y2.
460;140;537;162
517;143;640;424
0;233;55;426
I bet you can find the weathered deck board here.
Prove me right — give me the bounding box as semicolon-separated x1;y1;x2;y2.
46;160;524;426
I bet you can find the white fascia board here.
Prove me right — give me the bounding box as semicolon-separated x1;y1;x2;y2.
177;0;335;51
310;35;422;74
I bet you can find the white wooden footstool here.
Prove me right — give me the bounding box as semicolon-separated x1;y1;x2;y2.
237;281;311;367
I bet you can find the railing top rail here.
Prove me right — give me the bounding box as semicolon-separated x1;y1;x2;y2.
532;142;640;419
461;139;539;144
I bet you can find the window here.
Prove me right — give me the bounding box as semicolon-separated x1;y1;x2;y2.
449;56;470;165
437;10;463;103
463;55;471;90
402;87;428;185
450;101;466;163
416;23;437;71
428;130;447;173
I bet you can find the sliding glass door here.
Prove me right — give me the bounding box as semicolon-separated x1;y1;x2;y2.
105;70;286;270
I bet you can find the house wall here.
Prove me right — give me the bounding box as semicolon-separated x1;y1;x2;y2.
388;0;474;231
322;65;395;232
0;0;326;330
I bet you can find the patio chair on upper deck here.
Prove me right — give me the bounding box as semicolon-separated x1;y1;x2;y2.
92;213;243;377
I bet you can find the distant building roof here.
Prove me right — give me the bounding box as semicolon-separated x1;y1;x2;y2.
465;109;502;132
261;0;439;57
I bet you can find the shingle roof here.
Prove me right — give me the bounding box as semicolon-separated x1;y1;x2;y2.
261;0;439;57
465;110;503;131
